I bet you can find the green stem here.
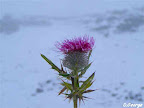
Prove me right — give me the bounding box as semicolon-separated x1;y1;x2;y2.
73;96;78;108
72;69;78;108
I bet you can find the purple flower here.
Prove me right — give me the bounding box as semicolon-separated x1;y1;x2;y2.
56;36;95;54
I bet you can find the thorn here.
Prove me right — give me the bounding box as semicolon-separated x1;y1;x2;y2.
64;96;69;101
95;88;99;91
79;97;81;107
83;96;94;100
81;97;85;105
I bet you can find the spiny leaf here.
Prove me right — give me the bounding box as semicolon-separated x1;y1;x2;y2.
80;72;95;89
66;93;75;101
59;73;71;80
76;82;92;94
61;63;67;74
70;73;95;96
78;72;95;94
59;73;70;77
81;97;85;104
41;54;61;73
58;87;67;95
83;89;96;94
77;93;83;106
81;82;92;93
60;82;72;88
64;93;69;95
60;83;65;86
83;80;96;91
82;96;93;100
64;93;72;101
88;50;92;60
79;81;85;83
79;63;92;77
61;80;72;91
84;81;93;90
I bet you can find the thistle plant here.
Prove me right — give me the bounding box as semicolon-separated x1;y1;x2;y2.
41;36;95;108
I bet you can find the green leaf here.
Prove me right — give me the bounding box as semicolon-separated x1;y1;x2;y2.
58;87;67;95
41;54;61;73
83;89;96;94
79;63;92;77
88;50;92;60
59;73;70;77
84;81;93;90
81;81;92;92
59;73;71;80
61;80;72;91
79;72;95;92
70;73;95;96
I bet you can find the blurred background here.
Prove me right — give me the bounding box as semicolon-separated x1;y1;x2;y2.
0;0;144;108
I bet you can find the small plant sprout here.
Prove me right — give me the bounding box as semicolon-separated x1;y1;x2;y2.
41;36;96;108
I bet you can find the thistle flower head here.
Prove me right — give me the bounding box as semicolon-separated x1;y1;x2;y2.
56;36;95;54
56;36;95;70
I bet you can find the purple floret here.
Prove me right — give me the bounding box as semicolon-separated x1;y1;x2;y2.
56;36;95;54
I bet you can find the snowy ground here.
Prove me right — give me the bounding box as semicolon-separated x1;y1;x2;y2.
0;0;144;108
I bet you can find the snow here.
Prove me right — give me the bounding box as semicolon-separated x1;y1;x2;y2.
0;0;144;108
1;0;144;17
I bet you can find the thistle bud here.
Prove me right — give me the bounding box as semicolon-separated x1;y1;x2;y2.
63;52;89;70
